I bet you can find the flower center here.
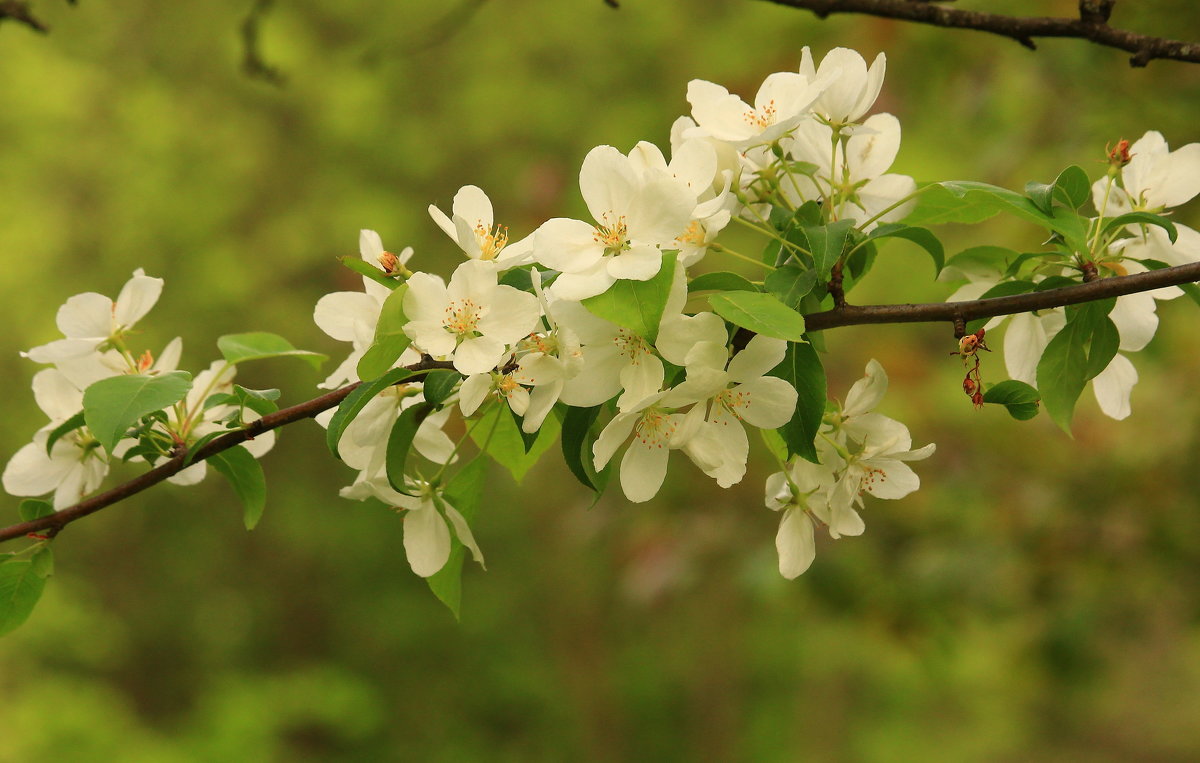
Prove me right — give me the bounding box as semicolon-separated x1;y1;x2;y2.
474;221;509;261
716;387;749;420
444;299;483;337
744;100;777;130
676;219;706;247
634;407;675;448
593;214;630;254
612;329;651;362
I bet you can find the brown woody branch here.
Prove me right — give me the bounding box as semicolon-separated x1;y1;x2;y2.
803;260;1200;331
0;358;455;544
761;0;1200;66
3;262;1199;543
0;1;49;33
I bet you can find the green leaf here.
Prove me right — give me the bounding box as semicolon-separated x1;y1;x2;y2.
30;547;53;579
82;371;193;453
425;456;488;620
688;271;760;293
982;380;1041;420
420;370;461;408
1054;165;1091;209
764;265;818;310
770;341;826;462
357;283;412;380
561;405;603;491
1025;180;1055;215
709;291;806;342
470;402;561;483
325;368;413;459
217;332;326;371
800;220;855;280
905;183;1007;226
0;558;47;636
864;223;945;274
940;246;1020;282
205;385;280;417
209;445;267;530
1036;300;1116;434
1102;212;1178;244
338;255;402;290
939;181;1051;227
581;253;676;342
18;499;54;522
385;402;434;493
44;411;86;456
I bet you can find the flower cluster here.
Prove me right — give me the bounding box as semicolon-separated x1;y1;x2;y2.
945;131;1200;420
313;47;933;579
4;270;277;509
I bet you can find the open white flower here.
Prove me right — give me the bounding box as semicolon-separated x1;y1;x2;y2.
2;369;110;509
403;259;540;375
25;269;163;366
534;145;695;301
1092;131;1200;216
592;393;704;503
429;185;533;267
765;457;839;578
799;46;885;125
686;70;832;149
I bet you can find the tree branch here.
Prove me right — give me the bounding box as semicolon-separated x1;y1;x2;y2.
0;358;455;544
759;0;1200;67
4;262;1199;543
0;1;49;33
804;261;1200;331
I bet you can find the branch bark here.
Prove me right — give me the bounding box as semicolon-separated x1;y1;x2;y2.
760;0;1200;66
0;1;49;33
2;262;1198;544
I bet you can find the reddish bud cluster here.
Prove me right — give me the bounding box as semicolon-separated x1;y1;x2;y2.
1107;138;1133;167
952;328;990;409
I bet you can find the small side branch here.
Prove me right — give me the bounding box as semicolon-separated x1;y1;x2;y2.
759;0;1200;66
0;1;49;33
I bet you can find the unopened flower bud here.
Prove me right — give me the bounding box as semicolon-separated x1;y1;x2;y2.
971;391;985;409
962;377;976;395
1107;138;1132;168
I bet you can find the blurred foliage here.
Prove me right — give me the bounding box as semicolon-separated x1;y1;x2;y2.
1;0;1199;760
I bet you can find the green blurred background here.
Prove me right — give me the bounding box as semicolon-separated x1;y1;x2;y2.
2;1;1199;760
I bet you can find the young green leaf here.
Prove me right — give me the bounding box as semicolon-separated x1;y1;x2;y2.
82;371;193;453
0;557;48;636
708;292;806;342
325;368;413;459
687;271;761;294
209;445;267;530
982;380;1041;420
44;411;86;456
581;253;676;342
864;223;945;274
357;283;412;380
18;499;54;522
770;341;826;462
338;255;402;290
800;219;855;280
470;402;562;483
420;370;462;408
764;265;818;310
1053;165;1091;209
425;456;488;620
217;332;326;370
561;404;603;491
1102;212;1178;243
1036;300;1117;434
385;402;435;493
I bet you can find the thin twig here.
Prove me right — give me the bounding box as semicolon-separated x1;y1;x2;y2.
0;1;49;33
759;0;1200;67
